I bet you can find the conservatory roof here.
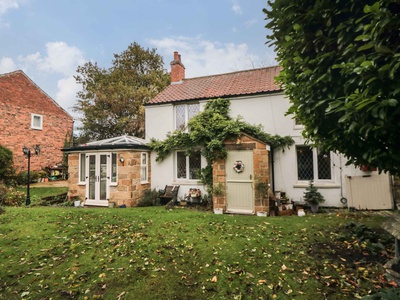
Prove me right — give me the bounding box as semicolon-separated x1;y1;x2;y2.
62;135;150;152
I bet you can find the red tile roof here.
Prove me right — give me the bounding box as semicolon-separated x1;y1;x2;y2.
148;66;282;105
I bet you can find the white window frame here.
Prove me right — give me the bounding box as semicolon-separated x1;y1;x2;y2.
110;153;118;186
31;114;43;130
174;103;199;131
78;153;86;184
296;145;334;183
79;152;118;186
140;152;148;184
175;151;201;181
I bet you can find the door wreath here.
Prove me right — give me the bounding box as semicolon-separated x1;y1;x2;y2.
233;160;244;173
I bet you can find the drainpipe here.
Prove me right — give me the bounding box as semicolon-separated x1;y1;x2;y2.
270;148;275;193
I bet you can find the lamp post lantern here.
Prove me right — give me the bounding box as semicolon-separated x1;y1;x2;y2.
22;145;40;206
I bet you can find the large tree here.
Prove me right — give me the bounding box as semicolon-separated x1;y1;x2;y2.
74;42;170;140
264;1;400;175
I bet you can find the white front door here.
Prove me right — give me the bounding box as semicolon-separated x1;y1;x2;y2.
86;153;109;206
226;150;254;214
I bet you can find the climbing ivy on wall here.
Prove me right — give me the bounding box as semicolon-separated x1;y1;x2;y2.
149;98;294;192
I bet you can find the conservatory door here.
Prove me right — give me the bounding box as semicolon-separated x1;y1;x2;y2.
226;150;254;214
85;153;109;206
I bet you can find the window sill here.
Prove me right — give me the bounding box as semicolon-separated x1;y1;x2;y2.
173;179;201;185
293;182;340;189
141;181;149;185
293;125;304;130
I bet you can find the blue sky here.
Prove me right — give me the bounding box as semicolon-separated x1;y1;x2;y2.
0;0;276;120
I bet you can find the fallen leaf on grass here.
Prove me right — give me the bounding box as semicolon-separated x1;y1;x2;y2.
258;279;267;284
211;276;217;282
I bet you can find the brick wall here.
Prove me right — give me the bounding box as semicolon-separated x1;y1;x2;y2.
67;150;151;207
0;71;74;172
212;134;270;213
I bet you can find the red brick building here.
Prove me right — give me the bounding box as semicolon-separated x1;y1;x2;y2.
0;70;74;173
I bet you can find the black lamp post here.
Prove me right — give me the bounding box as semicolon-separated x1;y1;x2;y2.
22;145;40;206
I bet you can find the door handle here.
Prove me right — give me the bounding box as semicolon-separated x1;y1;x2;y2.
250;174;252;180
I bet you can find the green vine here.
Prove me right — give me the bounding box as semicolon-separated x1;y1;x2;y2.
149;98;294;193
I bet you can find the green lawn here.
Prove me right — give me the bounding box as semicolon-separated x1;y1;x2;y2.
0;206;397;300
16;186;68;200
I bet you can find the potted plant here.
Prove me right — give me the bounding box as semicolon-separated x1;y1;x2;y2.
72;196;81;207
303;180;325;213
212;183;224;214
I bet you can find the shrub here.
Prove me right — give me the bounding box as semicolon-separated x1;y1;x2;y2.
15;171;41;185
0;183;7;205
304;180;325;205
2;187;25;206
137;189;160;207
0;145;15;185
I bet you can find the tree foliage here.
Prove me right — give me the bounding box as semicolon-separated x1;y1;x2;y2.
149;98;294;190
264;0;400;175
74;42;170;140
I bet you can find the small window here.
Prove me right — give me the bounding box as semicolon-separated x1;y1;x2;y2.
111;153;117;183
31;114;43;130
140;152;148;183
176;151;201;180
296;146;332;181
175;103;199;131
79;153;86;183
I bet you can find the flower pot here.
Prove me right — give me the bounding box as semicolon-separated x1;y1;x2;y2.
108;202;115;208
297;209;306;217
180;201;187;206
213;208;223;214
257;211;268;217
74;200;81;207
310;203;319;213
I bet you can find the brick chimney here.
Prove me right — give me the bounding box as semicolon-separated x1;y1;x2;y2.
170;51;185;83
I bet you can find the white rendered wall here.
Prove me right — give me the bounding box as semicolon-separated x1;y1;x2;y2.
145;103;207;199
146;94;387;207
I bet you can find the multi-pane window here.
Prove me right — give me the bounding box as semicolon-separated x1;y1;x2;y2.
140;152;148;183
175;103;199;131
296;146;332;181
31;114;43;130
176;151;201;180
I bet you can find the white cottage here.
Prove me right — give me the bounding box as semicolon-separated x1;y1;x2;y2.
145;52;393;212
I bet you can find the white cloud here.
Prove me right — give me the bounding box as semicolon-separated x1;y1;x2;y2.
17;42;86;76
0;0;19;15
0;57;16;72
245;18;258;29
41;42;86;75
232;3;242;15
56;76;81;117
149;36;264;78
